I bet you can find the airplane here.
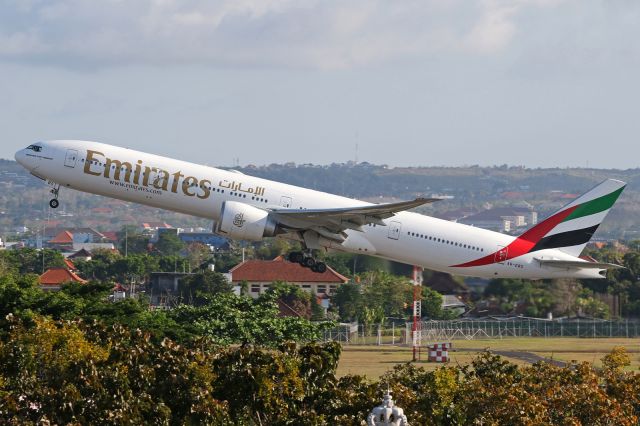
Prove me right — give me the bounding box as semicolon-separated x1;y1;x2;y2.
15;140;626;279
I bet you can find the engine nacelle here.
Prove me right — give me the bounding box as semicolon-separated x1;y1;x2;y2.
216;201;277;241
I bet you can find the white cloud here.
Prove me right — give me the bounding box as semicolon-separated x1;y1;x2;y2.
0;0;568;69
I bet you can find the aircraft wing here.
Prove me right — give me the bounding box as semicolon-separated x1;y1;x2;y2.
536;258;624;270
270;197;440;242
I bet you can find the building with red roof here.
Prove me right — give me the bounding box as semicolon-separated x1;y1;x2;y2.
142;222;174;231
230;256;349;298
101;231;119;243
39;267;87;291
50;231;74;243
63;258;77;271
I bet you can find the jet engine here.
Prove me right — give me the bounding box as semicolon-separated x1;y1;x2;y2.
215;201;278;241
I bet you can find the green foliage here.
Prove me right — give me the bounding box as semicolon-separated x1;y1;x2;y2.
117;225;150;255
178;269;233;305
185;241;212;268
0;248;65;275
154;231;185;256
380;351;640;425
331;282;362;322
74;250;189;282
171;292;332;347
602;346;631;372
421;286;446;319
212;249;243;273
252;238;300;260
264;281;313;319
321;252;392;276
330;271;413;324
3;319;639;425
331;271;458;322
360;271;412;319
485;278;557;317
0;317;231;424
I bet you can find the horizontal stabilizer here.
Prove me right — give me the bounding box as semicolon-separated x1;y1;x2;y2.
536;258;624;270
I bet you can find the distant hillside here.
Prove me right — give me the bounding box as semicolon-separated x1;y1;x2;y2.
1;160;638;239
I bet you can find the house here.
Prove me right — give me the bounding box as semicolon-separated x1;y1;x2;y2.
47;230;74;251
67;248;93;261
44;227;113;251
142;222;174;235
148;272;193;307
101;231;119;243
44;227;107;243
178;232;230;250
63;258;77;271
435;208;478;222
111;283;127;302
457;207;537;233
39;267;87;291
425;272;470;302
425;272;469;316
230;256;349;298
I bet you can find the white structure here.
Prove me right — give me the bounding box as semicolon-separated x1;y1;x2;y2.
367;391;408;426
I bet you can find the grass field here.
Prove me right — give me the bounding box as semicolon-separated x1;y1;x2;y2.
336;338;640;379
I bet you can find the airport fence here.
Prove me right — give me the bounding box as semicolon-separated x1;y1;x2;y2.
321;322;405;345
412;317;640;341
320;318;640;345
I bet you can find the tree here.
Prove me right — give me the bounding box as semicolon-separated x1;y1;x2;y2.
0;248;65;275
484;278;555;317
154;231;185;257
186;242;212;269
178;270;233;305
1;315;640;424
331;283;362;322
264;281;313;319
170;293;331;347
0;316;231;424
254;238;300;260
421;286;445;319
117;225;150;254
359;271;412;319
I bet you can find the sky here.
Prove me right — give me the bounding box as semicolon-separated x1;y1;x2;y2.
1;0;639;169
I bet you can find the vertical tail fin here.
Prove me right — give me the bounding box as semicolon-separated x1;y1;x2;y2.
523;179;626;257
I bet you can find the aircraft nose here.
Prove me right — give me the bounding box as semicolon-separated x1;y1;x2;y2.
14;148;34;171
14;148;26;166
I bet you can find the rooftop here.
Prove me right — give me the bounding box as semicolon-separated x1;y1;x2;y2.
230;256;348;283
49;230;74;244
40;267;87;286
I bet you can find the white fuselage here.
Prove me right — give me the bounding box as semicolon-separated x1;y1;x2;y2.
15;140;604;279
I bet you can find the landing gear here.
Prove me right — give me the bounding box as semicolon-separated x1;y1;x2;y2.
311;262;327;273
288;251;304;263
302;256;316;268
49;183;60;209
287;250;327;273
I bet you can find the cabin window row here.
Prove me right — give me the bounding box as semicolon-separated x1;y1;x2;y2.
407;231;484;252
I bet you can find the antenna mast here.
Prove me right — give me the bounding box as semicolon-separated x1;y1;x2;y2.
412;265;423;361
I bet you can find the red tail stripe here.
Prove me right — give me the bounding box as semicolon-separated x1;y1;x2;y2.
451;205;578;268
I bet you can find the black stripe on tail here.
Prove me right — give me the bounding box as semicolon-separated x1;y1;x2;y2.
529;224;600;253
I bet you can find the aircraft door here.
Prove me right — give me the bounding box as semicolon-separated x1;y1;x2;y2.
64;149;78;168
388;221;402;240
494;245;508;264
280;196;292;208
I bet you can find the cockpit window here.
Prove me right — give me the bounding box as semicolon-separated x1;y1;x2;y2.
26;144;42;152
